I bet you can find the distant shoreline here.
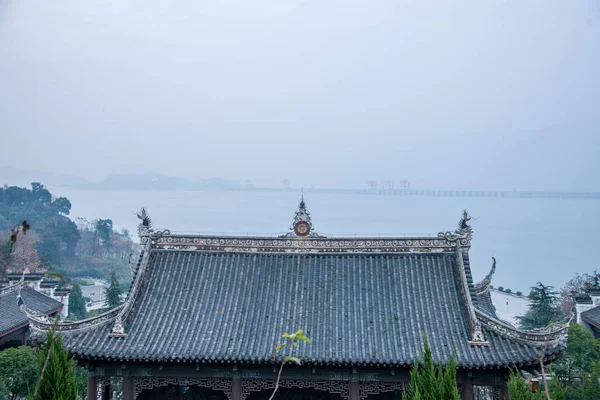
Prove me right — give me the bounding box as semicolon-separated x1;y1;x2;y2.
57;185;600;200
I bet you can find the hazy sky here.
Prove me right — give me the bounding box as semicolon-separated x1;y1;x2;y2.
1;0;599;190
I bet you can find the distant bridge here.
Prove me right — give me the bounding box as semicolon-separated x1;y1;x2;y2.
243;187;600;200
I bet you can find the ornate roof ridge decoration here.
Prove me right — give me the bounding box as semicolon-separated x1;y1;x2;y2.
136;207;171;242
150;235;466;253
0;280;23;296
474;257;496;295
26;304;123;336
454;241;489;347
437;209;474;242
108;241;154;338
475;309;569;347
280;195;325;238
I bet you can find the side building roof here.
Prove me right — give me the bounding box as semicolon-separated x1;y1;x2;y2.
581;307;600;330
27;204;568;369
0;284;63;337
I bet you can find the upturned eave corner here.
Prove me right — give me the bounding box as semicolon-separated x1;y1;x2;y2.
475;309;570;349
474;257;496;295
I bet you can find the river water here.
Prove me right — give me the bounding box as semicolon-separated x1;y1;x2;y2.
54;188;598;292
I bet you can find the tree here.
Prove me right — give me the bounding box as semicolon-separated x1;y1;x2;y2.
52;197;72;215
560;271;600;317
7;230;40;272
0;346;40;400
104;270;123;308
96;219;113;248
507;370;566;400
68;283;87;320
518;282;560;330
553;323;600;388
402;338;459;400
30;182;52;204
35;329;78;400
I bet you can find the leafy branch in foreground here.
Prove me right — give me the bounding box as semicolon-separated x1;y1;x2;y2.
270;329;311;400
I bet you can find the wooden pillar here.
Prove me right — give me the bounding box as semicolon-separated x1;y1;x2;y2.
87;375;97;400
123;375;134;400
101;383;111;400
349;381;360;400
462;373;473;400
232;378;242;400
21;329;27;345
501;381;510;400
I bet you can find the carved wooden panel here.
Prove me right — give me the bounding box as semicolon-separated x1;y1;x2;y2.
133;377;233;400
241;379;349;400
359;381;408;399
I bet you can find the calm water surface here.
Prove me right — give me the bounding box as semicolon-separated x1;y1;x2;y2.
55;188;598;291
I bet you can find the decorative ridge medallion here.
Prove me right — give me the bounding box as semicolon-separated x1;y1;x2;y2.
280;195;326;238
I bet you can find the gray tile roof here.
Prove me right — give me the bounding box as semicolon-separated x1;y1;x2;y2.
581;306;600;329
65;250;547;368
0;286;63;336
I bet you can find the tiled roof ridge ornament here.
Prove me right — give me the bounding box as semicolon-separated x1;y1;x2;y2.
281;195;326;238
135;207;171;242
437;209;474;243
108;315;127;338
474;257;496;295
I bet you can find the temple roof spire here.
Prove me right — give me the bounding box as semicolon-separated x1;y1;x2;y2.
282;195;325;238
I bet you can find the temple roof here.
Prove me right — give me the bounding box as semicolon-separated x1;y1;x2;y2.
0;285;63;337
27;204;567;369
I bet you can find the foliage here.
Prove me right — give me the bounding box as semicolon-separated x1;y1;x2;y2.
68;283;87;320
498;286;504;292
95;219;113;247
507;370;567;400
517;291;523;296
270;330;312;400
552;323;600;399
559;271;600;318
36;329;78;400
402;338;459;400
508;370;536;400
506;288;512;294
518;282;560;330
74;367;88;400
0;184;134;279
104;270;123;308
0;346;40;399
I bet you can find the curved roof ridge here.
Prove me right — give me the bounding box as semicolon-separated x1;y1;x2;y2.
475;309;569;347
474;257;496;295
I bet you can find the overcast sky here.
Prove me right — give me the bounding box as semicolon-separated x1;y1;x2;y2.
1;0;598;190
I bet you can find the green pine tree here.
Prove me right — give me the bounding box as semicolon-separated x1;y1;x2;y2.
441;353;460;400
403;338;459;399
403;359;422;400
36;328;78;400
420;337;441;400
518;282;560;330
67;283;87;320
104;270;123;308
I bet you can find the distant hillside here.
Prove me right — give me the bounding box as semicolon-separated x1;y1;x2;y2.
0;165;90;188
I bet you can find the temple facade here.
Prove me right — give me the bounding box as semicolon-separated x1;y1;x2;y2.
27;199;568;400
